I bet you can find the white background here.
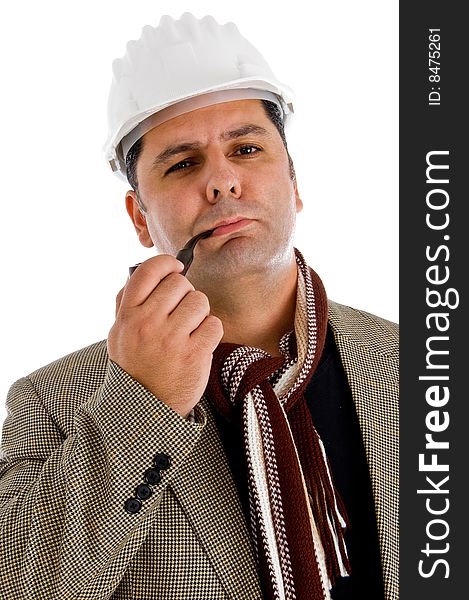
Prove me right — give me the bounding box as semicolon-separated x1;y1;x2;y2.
0;0;398;425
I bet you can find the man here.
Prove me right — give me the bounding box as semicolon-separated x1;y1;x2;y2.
0;13;398;600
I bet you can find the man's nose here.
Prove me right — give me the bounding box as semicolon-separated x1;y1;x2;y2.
205;160;241;204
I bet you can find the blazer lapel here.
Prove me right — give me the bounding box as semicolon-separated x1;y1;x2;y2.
328;301;399;600
169;398;263;600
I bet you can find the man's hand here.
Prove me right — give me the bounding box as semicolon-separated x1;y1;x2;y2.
108;255;224;417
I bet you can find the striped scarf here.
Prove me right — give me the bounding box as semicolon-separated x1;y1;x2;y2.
206;249;350;599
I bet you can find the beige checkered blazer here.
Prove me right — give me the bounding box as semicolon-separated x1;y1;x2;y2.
0;300;398;600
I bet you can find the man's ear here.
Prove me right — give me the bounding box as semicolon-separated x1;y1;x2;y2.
294;180;303;213
125;190;154;248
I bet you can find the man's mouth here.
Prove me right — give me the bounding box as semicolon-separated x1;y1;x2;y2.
176;217;254;275
210;217;253;237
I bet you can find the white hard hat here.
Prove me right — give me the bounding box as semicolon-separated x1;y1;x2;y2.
103;12;295;181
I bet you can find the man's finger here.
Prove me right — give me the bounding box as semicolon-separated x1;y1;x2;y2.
121;255;185;307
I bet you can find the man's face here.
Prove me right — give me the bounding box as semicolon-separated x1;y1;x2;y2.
127;99;302;285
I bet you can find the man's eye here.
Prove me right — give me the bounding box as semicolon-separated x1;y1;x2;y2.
166;159;194;174
236;145;261;155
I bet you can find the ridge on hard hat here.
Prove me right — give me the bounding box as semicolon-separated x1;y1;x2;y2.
103;12;295;181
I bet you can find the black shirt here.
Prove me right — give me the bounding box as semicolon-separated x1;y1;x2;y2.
212;324;384;599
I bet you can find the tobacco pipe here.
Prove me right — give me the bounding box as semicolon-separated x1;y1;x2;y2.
175;229;215;275
128;228;214;277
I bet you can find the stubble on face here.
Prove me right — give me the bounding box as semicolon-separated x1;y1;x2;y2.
135;100;302;292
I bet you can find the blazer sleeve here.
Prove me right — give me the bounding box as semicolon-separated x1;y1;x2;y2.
0;359;207;600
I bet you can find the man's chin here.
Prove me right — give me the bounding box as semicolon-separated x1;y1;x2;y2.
189;240;268;281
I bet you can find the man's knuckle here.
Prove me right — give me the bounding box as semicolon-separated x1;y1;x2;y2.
190;290;210;310
208;316;224;339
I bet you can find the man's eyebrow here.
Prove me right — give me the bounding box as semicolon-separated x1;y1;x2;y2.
220;124;271;141
152;143;200;171
151;124;271;171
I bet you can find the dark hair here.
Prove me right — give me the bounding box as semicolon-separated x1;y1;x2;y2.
125;99;295;196
125;136;143;195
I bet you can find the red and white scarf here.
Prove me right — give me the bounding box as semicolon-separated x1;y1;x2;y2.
207;249;350;599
